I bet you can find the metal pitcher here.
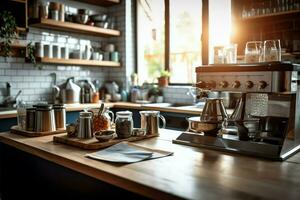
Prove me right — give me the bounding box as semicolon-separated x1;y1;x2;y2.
139;111;166;135
201;98;228;122
59;77;81;104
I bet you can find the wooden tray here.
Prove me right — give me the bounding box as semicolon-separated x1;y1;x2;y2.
53;134;158;150
10;126;66;137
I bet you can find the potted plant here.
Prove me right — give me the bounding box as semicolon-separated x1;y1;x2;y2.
0;11;17;57
158;70;171;87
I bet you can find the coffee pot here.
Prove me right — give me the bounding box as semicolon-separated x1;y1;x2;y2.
58;77;81;104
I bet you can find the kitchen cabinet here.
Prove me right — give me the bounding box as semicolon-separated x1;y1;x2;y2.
231;0;300;55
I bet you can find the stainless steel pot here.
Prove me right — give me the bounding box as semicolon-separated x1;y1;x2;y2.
187;116;222;136
35;104;56;132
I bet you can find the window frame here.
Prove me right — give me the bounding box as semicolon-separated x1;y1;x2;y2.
135;0;209;85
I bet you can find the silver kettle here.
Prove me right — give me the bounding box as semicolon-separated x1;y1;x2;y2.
59;77;81;104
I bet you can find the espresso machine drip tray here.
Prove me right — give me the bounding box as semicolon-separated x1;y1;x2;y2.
173;132;286;160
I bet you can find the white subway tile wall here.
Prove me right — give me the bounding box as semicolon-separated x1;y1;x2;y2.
0;0;135;104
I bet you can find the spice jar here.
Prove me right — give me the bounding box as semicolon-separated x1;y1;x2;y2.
115;111;133;139
91;107;114;132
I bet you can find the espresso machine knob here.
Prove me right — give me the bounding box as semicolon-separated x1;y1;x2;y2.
219;81;229;88
258;81;268;89
196;80;206;89
232;81;241;88
246;81;254;89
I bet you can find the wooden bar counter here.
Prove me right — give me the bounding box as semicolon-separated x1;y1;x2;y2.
0;129;300;199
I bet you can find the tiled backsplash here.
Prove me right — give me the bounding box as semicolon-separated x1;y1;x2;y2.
0;0;134;104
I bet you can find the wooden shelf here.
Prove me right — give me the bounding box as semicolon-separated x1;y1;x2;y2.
73;0;120;7
29;18;120;37
29;57;121;67
0;42;27;57
9;0;26;3
241;9;300;21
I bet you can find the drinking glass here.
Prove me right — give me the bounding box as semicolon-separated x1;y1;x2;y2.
263;40;281;62
245;41;263;63
224;44;238;64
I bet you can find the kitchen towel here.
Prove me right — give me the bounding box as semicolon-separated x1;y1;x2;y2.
86;141;173;163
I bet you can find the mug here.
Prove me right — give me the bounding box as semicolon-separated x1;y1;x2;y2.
104;44;115;52
110;51;119;62
35;42;44;57
52;44;61;59
139;110;166;135
61;46;69;59
92;52;100;60
44;43;53;58
103;52;110;61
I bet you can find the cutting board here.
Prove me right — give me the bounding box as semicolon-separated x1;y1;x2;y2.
10;126;66;137
53;134;157;150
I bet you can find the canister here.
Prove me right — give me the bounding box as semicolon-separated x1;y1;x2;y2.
78;111;93;139
53;104;66;130
26;108;36;131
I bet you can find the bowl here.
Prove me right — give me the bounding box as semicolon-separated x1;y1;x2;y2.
78;9;89;15
94;21;108;29
95;130;116;142
90;14;108;22
187;116;222;136
132;128;146;136
75;14;89;24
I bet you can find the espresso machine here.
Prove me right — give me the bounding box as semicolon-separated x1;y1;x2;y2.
173;62;300;160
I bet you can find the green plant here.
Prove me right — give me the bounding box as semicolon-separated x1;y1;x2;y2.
0;11;17;57
159;70;171;78
26;42;36;65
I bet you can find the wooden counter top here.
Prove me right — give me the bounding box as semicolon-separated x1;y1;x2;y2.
0;130;300;200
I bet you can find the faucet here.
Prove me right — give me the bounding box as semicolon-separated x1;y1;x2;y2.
0;82;22;107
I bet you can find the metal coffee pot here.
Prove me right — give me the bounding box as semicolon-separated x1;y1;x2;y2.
57;77;81;104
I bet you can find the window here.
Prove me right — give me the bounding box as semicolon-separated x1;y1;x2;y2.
208;0;231;64
137;0;202;84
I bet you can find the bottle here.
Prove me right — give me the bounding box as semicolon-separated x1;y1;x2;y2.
17;100;27;130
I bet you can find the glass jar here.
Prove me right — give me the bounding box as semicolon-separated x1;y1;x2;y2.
17;100;27;130
91;107;114;132
115;111;133;139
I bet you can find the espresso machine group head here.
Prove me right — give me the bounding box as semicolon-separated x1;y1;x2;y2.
173;62;300;160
